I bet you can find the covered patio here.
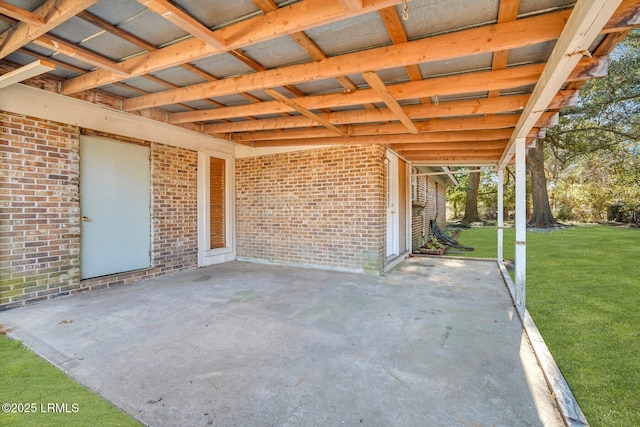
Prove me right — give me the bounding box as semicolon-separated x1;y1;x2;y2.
0;257;563;426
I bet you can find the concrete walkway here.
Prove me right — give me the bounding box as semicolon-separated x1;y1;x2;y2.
0;257;563;426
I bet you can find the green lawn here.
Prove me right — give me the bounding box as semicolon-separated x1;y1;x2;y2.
453;225;640;427
0;335;139;427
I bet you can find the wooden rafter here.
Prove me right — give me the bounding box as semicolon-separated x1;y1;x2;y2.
238;129;513;146
252;0;362;101
488;0;521;97
137;0;226;49
393;141;508;151
33;34;130;76
229;116;522;141
263;88;347;137
0;1;45;25
202;101;536;133
338;0;364;10
169;58;601;124
118;10;572;111
0;59;55;89
61;0;407;94
18;47;87;73
0;0;99;59
378;6;429;104
361;71;418;133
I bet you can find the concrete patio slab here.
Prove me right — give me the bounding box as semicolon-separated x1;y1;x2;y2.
0;257;563;426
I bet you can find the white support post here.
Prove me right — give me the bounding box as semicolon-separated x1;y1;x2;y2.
497;169;504;264
514;137;527;316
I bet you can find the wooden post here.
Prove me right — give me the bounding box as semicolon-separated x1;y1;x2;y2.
514;137;527;315
497;168;504;264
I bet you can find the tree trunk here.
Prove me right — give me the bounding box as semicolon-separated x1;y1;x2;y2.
463;171;481;223
527;141;556;228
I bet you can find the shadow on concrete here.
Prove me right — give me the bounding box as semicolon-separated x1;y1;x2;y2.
0;257;563;426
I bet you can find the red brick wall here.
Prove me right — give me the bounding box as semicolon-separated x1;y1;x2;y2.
1;112;198;310
1;112;81;309
236;145;386;273
411;170;448;251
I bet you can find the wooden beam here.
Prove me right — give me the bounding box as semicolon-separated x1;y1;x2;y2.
170;58;600;123
77;10;157;51
186;93;530;127
399;149;505;157
0;0;99;59
394;141;508;151
75;9;257;109
499;0;624;169
18;47;87;73
488;0;521;97
229;116;521;141
0;59;55;89
205;109;523;134
240;129;513;146
0;1;45;25
61;0;407;94
251;0;363;100
228;49;307;99
138;0;226;49
33;34;130;77
263;88;347;137
338;0;363;10
362;71;418;133
413;160;499;167
378;5;429;103
120;10;571;110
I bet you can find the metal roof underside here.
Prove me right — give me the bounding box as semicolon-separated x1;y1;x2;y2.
1;0;639;167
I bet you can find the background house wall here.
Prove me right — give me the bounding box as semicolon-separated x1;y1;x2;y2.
1;111;199;310
411;168;448;251
236;145;387;273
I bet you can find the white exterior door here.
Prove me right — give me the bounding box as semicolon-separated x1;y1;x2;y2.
80;136;151;279
386;151;400;258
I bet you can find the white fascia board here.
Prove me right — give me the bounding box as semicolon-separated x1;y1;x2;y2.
0;60;56;89
0;83;235;155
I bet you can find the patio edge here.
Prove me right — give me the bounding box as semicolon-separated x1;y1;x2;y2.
497;261;589;427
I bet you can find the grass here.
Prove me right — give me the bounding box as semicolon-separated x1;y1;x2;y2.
0;335;140;427
452;224;640;427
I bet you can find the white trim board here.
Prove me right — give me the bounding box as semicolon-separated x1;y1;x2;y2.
0;83;234;155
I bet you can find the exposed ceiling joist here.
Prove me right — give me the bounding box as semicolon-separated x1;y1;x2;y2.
61;0;407;94
33;34;130;76
361;71;418;134
138;0;227;49
241;129;514;147
0;0;99;59
395;141;508;151
119;10;571;111
0;1;45;25
205;107;529;134
263;88;347;137
170;58;600;124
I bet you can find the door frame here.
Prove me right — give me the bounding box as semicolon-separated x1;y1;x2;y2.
197;150;236;266
386;151;400;258
385;150;412;269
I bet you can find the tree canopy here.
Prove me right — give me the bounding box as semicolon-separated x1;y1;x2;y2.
544;29;640;223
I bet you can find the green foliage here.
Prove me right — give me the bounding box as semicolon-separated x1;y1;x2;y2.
454;225;640;426
0;336;140;427
544;30;640;223
446;167;519;222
